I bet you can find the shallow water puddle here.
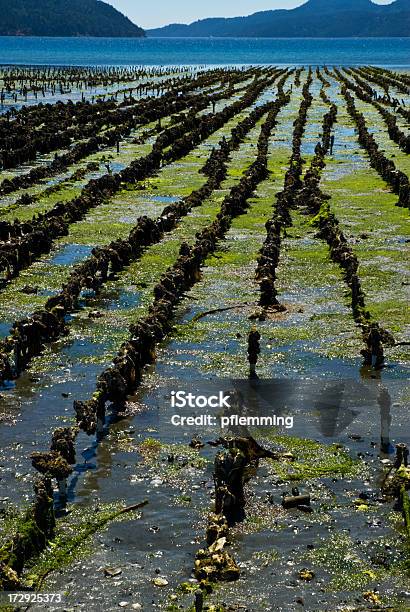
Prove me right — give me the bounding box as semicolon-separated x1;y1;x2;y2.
51;243;94;266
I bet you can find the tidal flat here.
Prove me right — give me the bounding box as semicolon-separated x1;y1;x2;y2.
0;65;409;612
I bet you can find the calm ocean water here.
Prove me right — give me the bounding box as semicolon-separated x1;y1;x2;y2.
0;37;408;67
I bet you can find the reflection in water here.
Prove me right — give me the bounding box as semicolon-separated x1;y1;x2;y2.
360;365;394;458
73;409;134;504
314;382;358;438
379;385;393;457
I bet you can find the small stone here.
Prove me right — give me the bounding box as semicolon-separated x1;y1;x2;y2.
104;567;123;577
131;605;142;610
153;577;169;587
299;569;315;582
118;602;129;608
363;591;381;605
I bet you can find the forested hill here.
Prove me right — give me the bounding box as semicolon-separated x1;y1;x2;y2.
0;0;145;37
148;0;410;38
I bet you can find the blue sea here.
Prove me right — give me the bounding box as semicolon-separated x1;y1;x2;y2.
0;36;408;67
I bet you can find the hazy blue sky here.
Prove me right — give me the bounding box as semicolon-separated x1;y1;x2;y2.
106;0;395;29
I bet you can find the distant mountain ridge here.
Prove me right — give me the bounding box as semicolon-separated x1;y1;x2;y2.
0;0;145;37
148;0;410;38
